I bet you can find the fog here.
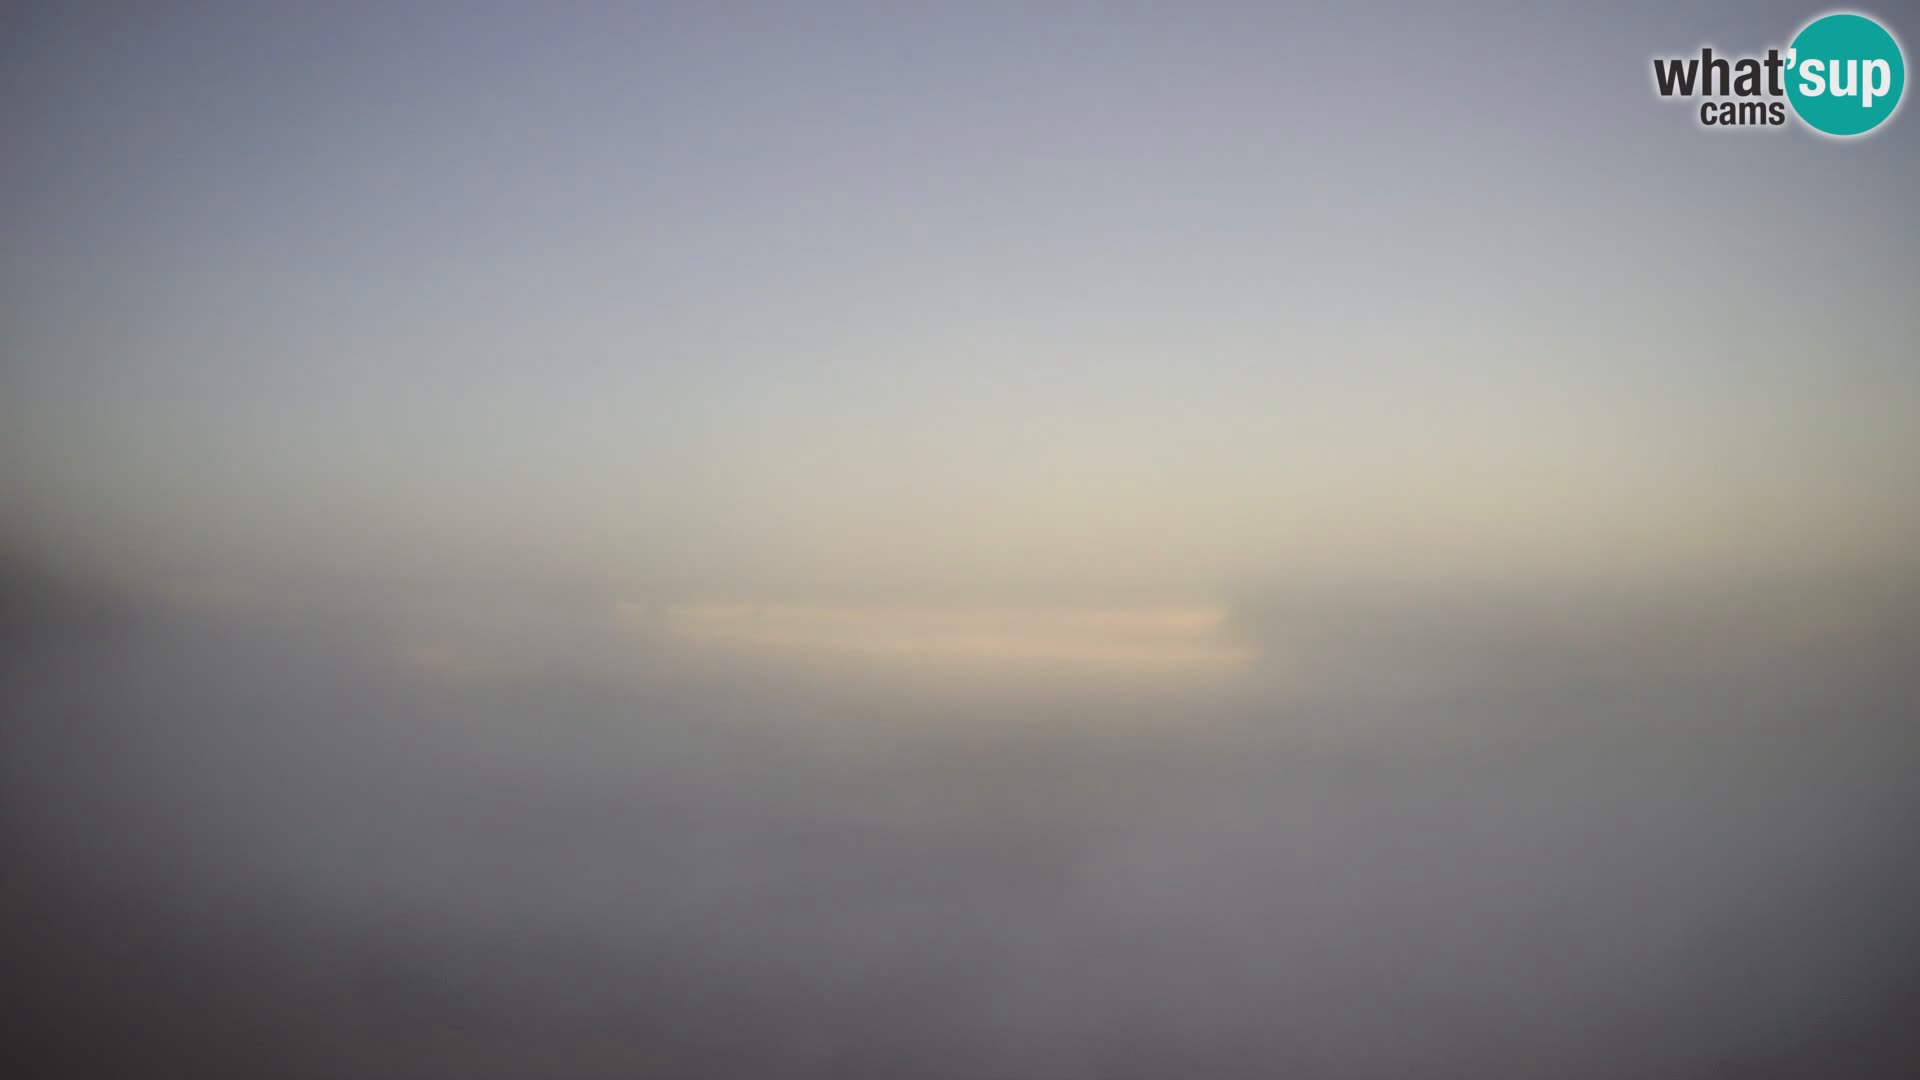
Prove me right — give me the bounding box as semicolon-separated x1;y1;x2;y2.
7;1;1920;1075
5;561;1917;1077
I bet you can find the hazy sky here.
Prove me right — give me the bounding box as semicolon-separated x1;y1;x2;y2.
7;10;1920;1076
4;1;1916;599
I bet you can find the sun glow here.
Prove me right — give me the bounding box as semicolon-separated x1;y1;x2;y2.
629;603;1255;676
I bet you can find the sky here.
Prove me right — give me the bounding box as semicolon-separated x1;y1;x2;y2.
3;0;1917;603
5;5;1920;1077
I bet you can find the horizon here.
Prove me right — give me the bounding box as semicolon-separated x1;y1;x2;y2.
4;3;1918;1077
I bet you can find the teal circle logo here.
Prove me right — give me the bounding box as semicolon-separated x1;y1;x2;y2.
1786;13;1905;136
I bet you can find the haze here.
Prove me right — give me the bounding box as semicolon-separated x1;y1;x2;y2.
4;2;1917;1076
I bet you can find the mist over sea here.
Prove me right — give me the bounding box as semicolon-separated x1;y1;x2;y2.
7;1;1920;1075
7;562;1917;1077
